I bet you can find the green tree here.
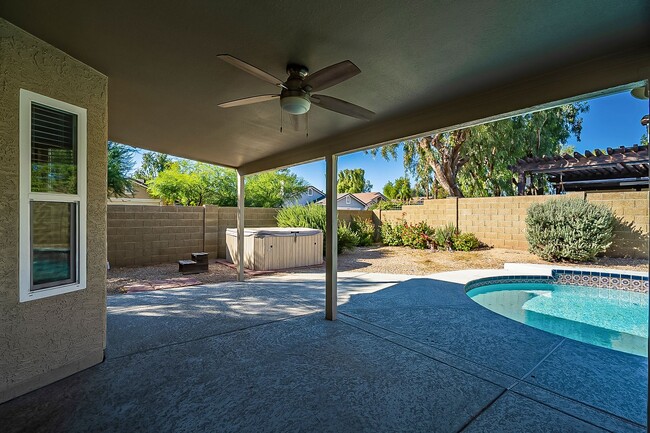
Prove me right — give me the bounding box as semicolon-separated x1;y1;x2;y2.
383;177;413;201
107;142;136;197
393;177;413;201
337;168;372;193
148;162;206;205
372;103;588;197
134;151;173;182
383;181;397;199
148;161;306;207
246;169;307;207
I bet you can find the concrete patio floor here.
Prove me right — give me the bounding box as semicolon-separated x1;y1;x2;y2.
1;270;647;432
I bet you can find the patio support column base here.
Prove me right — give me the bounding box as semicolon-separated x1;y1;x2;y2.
237;170;245;282
325;154;338;320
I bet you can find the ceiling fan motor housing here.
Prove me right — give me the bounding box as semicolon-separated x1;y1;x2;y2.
281;64;311;115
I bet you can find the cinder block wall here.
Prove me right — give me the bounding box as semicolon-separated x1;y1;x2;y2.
107;206;205;267
376;191;649;258
107;206;375;266
107;205;280;266
585;191;649;258
0;19;107;403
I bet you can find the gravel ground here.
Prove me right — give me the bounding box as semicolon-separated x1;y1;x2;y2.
107;262;237;294
334;246;648;275
107;246;647;294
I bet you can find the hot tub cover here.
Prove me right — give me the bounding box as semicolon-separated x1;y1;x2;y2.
226;227;322;238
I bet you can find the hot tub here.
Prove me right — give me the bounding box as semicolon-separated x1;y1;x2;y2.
225;227;323;271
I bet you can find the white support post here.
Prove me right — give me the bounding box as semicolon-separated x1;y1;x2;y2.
325;154;338;320
237;170;245;282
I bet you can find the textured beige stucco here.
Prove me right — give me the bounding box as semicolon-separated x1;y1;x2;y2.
0;18;107;403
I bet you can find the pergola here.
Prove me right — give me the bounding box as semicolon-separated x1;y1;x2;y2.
2;1;648;320
513;145;650;194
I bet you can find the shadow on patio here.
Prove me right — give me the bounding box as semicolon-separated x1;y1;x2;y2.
1;274;647;432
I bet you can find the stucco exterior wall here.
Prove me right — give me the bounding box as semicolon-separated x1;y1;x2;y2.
0;19;107;403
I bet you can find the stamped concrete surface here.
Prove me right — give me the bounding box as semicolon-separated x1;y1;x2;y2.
0;271;647;432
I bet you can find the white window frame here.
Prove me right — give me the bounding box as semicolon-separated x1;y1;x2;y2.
19;89;87;302
307;187;313;196
345;195;351;204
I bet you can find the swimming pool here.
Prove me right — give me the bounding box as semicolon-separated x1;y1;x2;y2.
467;282;648;357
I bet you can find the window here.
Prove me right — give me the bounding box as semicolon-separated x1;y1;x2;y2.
345;195;351;204
307;187;313;196
19;89;87;302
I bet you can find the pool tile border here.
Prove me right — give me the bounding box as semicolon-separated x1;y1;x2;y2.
466;270;648;293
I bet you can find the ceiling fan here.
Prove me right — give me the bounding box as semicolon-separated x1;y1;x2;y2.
216;54;375;124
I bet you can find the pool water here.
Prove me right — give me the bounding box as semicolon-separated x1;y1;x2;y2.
467;283;648;357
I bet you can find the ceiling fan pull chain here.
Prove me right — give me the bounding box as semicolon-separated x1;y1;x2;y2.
280;107;283;133
306;112;309;141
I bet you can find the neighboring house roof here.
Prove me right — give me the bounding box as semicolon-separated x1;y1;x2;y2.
351;192;387;205
108;178;162;205
306;186;325;197
316;192;386;208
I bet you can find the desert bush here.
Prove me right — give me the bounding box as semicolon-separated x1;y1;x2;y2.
276;203;326;231
525;198;614;262
276;205;376;253
401;221;435;249
337;221;360;253
380;220;480;251
453;232;480;251
380;220;406;246
434;223;457;251
351;218;376;246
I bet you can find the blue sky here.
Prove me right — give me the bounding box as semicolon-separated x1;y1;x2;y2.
130;90;648;192
290;91;648;191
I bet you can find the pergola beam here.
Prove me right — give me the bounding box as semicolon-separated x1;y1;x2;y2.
513;151;648;174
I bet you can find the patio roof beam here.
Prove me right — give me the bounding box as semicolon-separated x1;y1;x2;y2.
237;51;649;175
325;154;338;321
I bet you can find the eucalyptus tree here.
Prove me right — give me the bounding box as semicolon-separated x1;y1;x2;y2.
372;103;588;197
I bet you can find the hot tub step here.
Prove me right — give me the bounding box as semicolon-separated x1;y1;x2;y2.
191;252;209;264
178;259;208;274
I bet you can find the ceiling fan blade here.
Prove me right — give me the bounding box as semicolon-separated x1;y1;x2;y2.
302;60;361;92
218;94;279;108
217;54;285;88
311;94;374;120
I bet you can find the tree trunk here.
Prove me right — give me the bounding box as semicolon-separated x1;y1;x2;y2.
417;132;467;197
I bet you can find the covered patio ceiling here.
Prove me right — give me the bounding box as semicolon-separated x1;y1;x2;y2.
1;1;649;174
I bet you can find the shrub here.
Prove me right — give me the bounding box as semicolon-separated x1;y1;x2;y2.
401;221;435;249
380;220;406;246
337;221;360;253
434;223;457;251
276;205;378;253
525;198;614;262
276;203;326;232
453;232;480;251
351;218;375;246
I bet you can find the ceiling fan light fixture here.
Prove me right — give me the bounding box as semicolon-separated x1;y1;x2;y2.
281;95;311;115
